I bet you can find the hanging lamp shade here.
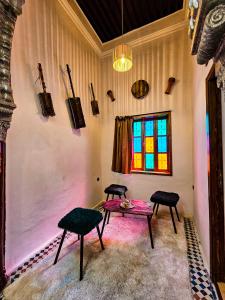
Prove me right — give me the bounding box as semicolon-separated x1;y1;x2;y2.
113;44;132;72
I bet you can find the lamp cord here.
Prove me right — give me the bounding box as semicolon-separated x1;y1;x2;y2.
121;0;124;36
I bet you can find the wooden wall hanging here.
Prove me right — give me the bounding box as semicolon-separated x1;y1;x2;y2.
66;64;86;129
165;77;176;95
107;90;115;102
90;83;99;115
37;63;55;117
131;80;149;99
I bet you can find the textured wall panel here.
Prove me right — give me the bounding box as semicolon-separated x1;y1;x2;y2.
6;0;102;273
101;30;194;216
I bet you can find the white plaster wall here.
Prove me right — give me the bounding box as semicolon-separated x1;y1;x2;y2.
192;59;213;269
100;30;194;217
6;0;102;273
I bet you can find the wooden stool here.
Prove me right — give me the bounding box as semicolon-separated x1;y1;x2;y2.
150;191;180;234
104;184;128;223
53;207;104;280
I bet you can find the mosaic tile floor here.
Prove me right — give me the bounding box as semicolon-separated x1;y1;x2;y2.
184;218;218;300
4;217;219;299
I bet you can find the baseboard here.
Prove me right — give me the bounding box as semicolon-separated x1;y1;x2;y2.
6;231;62;276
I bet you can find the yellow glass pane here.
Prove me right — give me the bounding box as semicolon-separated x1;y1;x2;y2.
146;137;154;153
134;153;142;169
158;154;167;170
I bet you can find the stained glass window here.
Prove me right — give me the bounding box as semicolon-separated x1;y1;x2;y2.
132;112;172;175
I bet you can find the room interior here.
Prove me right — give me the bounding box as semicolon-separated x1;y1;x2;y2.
0;0;225;299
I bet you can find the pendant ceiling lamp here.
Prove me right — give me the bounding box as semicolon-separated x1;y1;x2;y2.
113;0;132;72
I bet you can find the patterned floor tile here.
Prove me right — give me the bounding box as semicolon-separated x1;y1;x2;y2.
184;218;218;300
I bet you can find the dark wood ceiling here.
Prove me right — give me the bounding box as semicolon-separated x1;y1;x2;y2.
76;0;184;43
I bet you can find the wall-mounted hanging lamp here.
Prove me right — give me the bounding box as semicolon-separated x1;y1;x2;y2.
113;0;132;72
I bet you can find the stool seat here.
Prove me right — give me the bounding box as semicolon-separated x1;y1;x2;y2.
58;208;103;235
150;191;179;206
104;184;128;196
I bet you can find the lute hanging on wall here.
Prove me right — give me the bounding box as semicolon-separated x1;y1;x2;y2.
90;83;99;115
66;64;86;129
38;63;55;117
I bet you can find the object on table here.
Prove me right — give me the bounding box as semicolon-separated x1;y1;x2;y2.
120;199;134;209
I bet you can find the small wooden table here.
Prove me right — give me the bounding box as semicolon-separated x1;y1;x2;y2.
101;199;154;248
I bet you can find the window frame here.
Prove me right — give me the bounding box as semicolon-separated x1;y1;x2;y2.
131;111;172;176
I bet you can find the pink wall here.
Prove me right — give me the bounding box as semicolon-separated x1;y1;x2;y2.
192;59;213;269
6;0;102;273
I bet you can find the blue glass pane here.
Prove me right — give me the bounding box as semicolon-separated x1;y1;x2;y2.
146;154;154;169
158;136;167;153
158;119;167;136
134;137;142;152
133;122;142;137
145;121;154;136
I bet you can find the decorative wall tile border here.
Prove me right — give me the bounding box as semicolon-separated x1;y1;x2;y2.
184;218;218;300
7;232;73;285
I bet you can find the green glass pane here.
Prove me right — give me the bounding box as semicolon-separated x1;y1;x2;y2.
158;119;167;136
146;154;154;169
133;122;142;137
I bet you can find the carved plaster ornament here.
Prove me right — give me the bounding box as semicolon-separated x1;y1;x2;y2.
217;65;225;90
0;0;24;142
197;4;225;65
191;0;225;93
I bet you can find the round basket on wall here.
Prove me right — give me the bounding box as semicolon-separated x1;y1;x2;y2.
131;80;150;99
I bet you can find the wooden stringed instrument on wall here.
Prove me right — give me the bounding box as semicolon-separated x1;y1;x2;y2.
66;64;86;129
38;63;55;117
90;83;99;115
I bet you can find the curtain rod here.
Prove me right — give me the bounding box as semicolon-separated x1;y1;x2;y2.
129;110;172;118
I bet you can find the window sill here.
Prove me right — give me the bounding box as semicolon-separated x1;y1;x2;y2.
131;170;172;176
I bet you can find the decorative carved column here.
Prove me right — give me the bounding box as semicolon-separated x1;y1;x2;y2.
0;0;24;291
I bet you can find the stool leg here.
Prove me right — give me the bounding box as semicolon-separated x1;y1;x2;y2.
175;206;180;222
53;230;67;265
152;203;156;213
78;234;80;240
96;225;104;250
80;235;84;281
169;207;177;234
101;210;108;237
156;203;159;216
147;215;154;249
112;194;114;199
107;211;111;224
106;194;109;201
124;193;127;199
119;195;124;217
